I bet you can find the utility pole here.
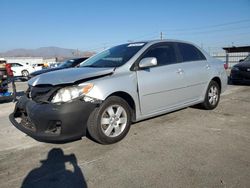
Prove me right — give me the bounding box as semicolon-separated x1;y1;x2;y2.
160;32;163;40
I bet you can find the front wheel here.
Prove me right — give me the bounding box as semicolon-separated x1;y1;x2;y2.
87;96;131;144
201;80;220;110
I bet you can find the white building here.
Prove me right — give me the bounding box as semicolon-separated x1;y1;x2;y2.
43;58;57;66
212;51;249;68
4;57;44;66
3;57;57;67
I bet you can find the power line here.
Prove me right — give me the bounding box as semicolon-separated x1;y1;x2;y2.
79;19;250;52
166;25;250;36
160;32;163;40
161;19;250;32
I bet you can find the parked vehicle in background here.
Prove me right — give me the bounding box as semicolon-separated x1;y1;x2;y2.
49;62;62;68
8;62;36;77
10;40;227;144
29;57;88;79
32;64;43;71
0;59;16;101
230;54;250;84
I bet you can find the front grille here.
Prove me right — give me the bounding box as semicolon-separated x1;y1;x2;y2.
27;85;59;103
45;120;62;135
20;113;36;131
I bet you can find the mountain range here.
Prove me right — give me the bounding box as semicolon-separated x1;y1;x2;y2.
0;47;95;58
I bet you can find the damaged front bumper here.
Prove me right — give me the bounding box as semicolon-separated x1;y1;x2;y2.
9;96;99;143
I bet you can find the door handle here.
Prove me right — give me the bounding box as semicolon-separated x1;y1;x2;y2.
177;68;184;74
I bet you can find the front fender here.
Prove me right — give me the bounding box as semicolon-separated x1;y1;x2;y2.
86;71;141;119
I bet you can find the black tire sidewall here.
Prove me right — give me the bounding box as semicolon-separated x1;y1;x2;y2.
89;96;131;144
204;81;220;110
22;70;29;77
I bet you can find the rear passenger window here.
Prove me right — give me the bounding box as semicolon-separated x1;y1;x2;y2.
142;43;177;66
178;43;206;62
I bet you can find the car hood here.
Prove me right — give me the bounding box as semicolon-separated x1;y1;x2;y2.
28;67;114;86
30;67;63;76
236;61;250;68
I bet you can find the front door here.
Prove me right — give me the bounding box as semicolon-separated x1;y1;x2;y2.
136;43;187;116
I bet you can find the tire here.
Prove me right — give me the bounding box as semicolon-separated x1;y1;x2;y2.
21;70;29;77
201;80;220;110
87;96;131;144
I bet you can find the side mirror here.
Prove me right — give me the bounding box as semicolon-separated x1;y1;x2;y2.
239;59;244;63
139;57;157;68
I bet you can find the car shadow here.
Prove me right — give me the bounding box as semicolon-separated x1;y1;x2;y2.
14;77;28;82
133;107;187;124
15;91;25;98
227;76;250;86
228;81;250;86
21;148;87;188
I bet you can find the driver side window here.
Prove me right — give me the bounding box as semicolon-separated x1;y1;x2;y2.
142;43;178;66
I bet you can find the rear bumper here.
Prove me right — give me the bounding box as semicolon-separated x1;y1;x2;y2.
10;96;98;143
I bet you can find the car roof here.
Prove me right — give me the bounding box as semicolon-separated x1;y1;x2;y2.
136;39;197;46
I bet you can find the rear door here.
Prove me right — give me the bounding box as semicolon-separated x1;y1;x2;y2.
176;43;210;101
136;42;187;115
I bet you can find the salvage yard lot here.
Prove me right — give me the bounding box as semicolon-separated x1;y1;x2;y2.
0;82;250;187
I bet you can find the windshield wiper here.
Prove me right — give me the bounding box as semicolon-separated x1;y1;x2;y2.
81;65;111;68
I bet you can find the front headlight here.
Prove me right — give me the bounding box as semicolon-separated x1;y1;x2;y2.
51;83;93;103
232;66;239;71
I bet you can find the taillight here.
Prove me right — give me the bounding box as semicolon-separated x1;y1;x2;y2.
223;63;228;70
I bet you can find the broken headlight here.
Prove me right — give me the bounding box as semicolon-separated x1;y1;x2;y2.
51;83;93;103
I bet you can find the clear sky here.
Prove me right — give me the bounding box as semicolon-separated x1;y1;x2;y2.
1;0;250;52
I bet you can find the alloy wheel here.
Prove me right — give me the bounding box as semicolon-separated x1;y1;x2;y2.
208;85;219;106
100;105;128;137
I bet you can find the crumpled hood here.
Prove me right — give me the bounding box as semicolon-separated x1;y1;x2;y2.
28;67;114;86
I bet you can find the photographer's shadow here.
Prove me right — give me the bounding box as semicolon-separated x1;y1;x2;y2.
22;148;87;188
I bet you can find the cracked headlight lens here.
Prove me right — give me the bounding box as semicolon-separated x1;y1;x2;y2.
51;83;93;103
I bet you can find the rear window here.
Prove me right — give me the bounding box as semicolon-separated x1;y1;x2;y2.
178;43;206;62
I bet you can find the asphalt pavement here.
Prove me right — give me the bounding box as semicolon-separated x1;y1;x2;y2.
0;81;249;188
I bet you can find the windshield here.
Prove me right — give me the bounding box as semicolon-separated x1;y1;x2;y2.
59;58;87;68
59;60;77;68
244;55;250;62
80;43;146;68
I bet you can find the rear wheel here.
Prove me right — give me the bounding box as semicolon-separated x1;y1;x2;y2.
201;80;220;110
21;70;29;77
87;96;131;144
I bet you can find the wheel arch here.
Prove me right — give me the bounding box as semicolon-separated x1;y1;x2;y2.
21;69;29;75
211;77;221;91
106;91;136;122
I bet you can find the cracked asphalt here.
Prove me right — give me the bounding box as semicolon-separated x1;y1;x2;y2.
0;82;249;188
